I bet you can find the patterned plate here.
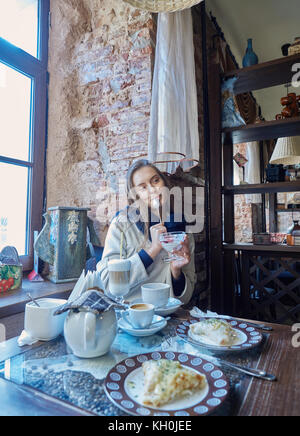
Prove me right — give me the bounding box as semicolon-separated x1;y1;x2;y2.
176;317;263;353
104;351;229;416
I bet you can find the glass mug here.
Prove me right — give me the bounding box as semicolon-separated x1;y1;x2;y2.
108;259;131;301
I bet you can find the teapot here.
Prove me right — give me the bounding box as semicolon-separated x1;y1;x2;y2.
64;308;117;358
55;289;119;359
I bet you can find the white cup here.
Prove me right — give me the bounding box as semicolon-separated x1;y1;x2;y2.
124;303;155;329
141;283;170;308
24;298;68;341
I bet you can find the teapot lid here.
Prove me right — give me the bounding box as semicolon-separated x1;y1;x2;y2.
54;289;121;316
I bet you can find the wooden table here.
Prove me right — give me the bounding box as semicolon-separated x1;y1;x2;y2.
0;316;299;416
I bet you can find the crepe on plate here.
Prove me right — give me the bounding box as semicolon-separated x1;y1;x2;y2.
189;318;237;346
142;359;207;407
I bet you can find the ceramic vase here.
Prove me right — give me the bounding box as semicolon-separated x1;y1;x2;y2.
243;39;259;67
34;206;90;283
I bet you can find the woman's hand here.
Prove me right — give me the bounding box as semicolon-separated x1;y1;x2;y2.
146;223;167;260
170;235;191;279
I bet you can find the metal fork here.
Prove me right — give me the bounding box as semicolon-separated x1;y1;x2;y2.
222;317;273;332
185;338;277;382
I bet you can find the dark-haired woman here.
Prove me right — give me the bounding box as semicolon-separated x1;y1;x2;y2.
97;159;196;304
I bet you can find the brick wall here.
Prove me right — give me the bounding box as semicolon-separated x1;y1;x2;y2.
47;0;155;242
46;2;208;306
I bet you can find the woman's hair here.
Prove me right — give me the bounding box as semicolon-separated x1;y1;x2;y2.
126;159;170;205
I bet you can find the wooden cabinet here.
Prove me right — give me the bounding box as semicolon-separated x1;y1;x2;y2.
208;54;300;323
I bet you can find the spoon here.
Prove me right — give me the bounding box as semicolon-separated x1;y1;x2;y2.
151;316;171;327
26;293;40;307
152;197;162;224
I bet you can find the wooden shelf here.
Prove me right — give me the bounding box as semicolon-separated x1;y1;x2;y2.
223;243;300;253
223;117;300;145
224;54;300;94
223;181;300;195
276;208;300;213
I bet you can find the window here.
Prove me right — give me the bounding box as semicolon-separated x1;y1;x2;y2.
0;0;50;270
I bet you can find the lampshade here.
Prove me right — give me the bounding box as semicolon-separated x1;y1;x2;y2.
269;136;300;165
122;0;203;12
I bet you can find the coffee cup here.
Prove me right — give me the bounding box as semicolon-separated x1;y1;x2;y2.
141;283;170;308
124;303;155;329
108;259;131;298
24;298;68;341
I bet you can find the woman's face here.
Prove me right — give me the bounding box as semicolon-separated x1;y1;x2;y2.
131;166;166;209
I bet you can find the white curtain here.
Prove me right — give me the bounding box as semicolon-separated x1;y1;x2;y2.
148;10;200;173
245;142;262;204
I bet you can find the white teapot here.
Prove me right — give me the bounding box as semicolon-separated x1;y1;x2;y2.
56;288;119;359
64;307;117;358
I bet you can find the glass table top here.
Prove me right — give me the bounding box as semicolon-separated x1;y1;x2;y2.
0;319;267;416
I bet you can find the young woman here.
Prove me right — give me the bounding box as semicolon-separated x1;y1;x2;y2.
97;159;196;304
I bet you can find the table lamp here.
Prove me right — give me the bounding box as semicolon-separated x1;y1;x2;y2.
269;136;300;165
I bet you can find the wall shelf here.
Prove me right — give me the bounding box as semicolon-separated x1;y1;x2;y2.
276;208;300;213
223;117;300;145
224;53;300;94
223;243;300;253
222;181;300;195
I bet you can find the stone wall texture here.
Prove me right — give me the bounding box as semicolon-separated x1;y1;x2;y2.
47;0;155;242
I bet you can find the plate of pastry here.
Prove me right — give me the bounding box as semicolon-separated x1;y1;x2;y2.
104;351;229;416
176;317;263;353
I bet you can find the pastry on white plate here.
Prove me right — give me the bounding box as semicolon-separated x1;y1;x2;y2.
189;318;237;347
142;359;207;407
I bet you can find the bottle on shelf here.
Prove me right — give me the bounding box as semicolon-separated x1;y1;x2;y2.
286;220;300;246
242;39;259;67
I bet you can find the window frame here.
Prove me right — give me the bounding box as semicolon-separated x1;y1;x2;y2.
0;0;50;271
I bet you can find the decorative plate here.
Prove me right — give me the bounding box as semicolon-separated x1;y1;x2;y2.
104;351;229;416
176;317;263;353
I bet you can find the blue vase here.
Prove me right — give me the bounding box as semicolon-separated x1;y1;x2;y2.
242;39;259;67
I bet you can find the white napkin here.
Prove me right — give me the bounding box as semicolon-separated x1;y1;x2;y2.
190;306;220;318
67;270;105;303
17;330;38;347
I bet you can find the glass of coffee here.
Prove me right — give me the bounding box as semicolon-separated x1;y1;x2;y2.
108;259;131;303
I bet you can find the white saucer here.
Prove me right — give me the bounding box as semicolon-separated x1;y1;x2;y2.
130;297;182;316
154;298;183;316
118;315;167;337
